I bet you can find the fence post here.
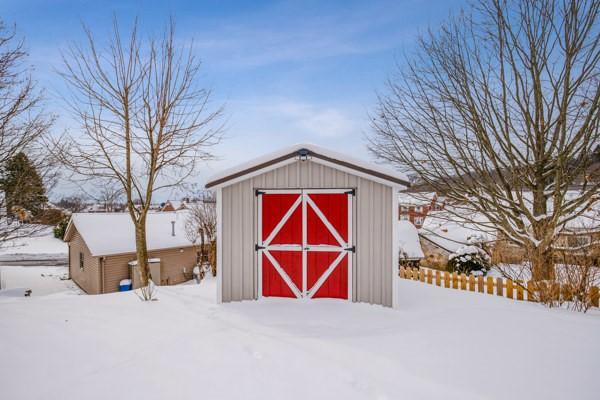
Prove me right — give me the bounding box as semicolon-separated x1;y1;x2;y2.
452;272;459;289
435;271;441;286
444;271;450;288
426;269;432;284
419;268;426;282
486;276;494;295
468;275;475;291
590;286;599;308
460;273;467;290
399;267;405;278
496;277;504;296
506;279;513;299
477;276;484;293
516;281;524;301
527;281;536;302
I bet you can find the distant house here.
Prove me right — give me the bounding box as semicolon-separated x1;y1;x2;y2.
420;194;600;268
418;212;495;269
398;192;445;228
64;211;198;294
161;200;188;212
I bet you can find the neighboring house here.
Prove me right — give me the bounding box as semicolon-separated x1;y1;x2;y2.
418;211;495;270
421;194;600;268
494;198;600;263
64;211;198;294
398;192;445;228
398;220;424;266
161;200;187;212
205;143;410;308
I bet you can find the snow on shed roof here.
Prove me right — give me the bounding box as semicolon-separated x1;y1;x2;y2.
205;143;409;189
398;221;424;260
66;211;194;256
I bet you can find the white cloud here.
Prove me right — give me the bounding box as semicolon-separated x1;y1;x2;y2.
254;100;358;138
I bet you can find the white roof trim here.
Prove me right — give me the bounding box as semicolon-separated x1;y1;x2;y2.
205;143;409;189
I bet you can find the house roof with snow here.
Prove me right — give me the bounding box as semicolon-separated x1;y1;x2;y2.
161;200;187;211
64;211;195;256
398;221;424;260
205;143;410;189
419;211;496;254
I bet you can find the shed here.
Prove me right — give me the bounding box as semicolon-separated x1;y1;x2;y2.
205;143;409;308
64;211;197;294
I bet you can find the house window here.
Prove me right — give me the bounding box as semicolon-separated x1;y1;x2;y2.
79;252;84;270
414;216;424;226
400;214;409;221
415;206;423;213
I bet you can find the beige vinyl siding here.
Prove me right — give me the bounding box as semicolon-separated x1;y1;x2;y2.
101;246;198;293
221;159;394;306
68;229;101;294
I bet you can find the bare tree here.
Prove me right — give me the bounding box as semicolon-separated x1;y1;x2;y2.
87;180;124;212
56;195;87;213
0;21;54;243
369;0;600;282
58;19;223;298
554;242;600;312
185;191;217;276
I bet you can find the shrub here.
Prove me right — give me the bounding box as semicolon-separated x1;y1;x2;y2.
53;216;70;240
448;244;490;275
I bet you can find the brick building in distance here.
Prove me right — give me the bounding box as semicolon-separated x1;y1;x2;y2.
398;192;445;228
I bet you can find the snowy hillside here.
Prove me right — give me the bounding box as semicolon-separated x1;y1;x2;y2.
0;278;598;400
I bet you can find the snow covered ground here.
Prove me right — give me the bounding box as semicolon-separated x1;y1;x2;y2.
0;226;68;264
0;277;598;400
0;265;79;296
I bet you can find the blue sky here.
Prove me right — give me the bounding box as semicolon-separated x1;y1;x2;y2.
4;0;467;200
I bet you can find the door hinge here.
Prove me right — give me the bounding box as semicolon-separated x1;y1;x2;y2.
255;189;265;196
255;244;265;251
345;189;356;196
345;245;356;253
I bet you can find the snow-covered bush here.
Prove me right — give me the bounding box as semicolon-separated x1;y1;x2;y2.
448;238;490;275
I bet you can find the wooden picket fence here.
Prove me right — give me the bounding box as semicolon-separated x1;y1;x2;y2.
399;266;600;307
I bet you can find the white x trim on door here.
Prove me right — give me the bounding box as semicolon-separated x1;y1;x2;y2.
257;188;353;300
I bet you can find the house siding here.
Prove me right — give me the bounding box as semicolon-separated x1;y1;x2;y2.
101;246;198;293
68;229;101;294
418;236;451;270
221;159;394;307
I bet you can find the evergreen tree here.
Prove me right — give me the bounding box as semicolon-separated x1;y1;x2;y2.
1;152;47;217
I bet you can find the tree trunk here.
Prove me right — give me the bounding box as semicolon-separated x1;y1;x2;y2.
134;220;150;286
530;244;555;282
530;181;554;281
199;228;206;264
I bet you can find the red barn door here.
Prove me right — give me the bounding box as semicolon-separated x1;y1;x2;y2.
258;189;353;300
